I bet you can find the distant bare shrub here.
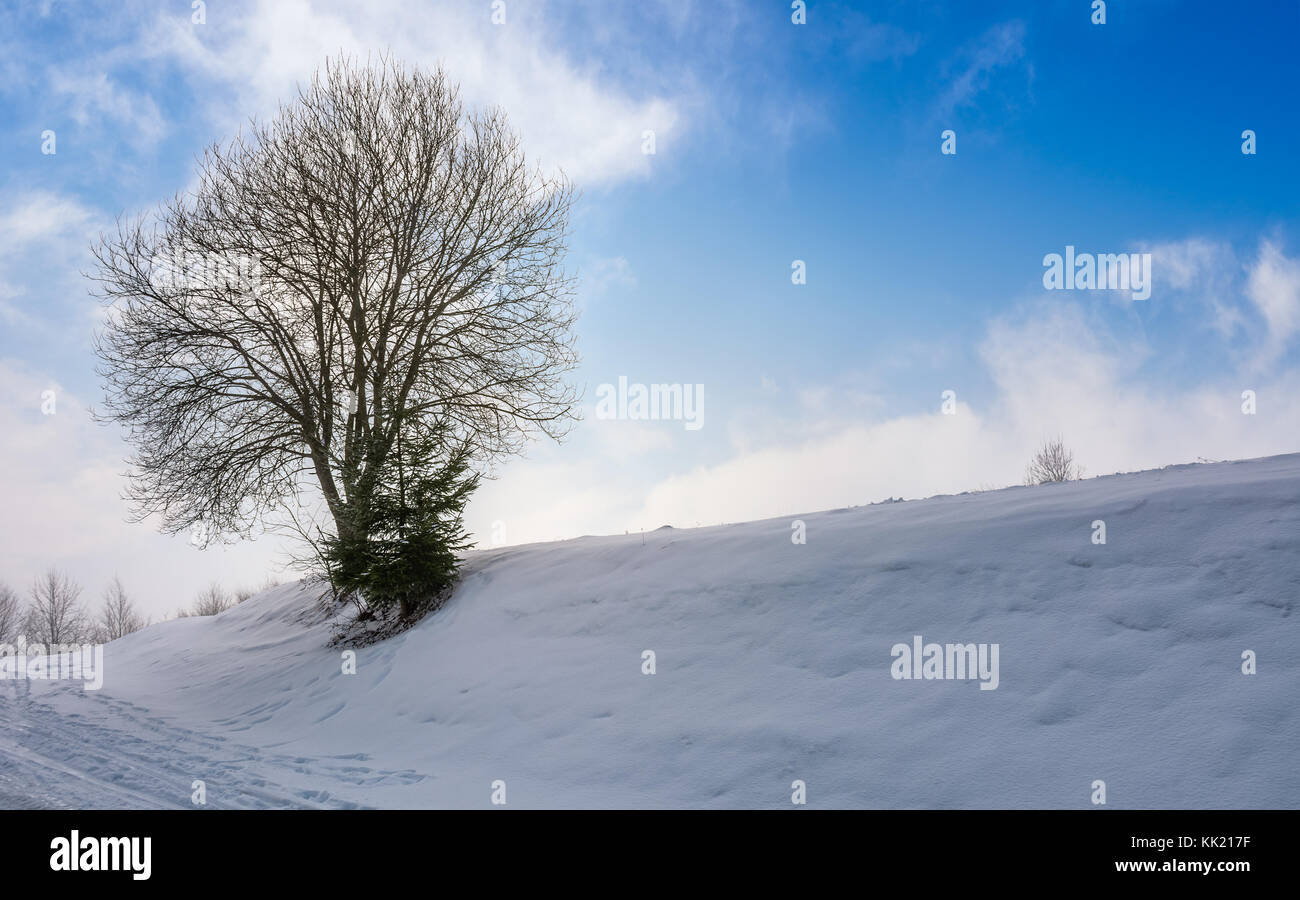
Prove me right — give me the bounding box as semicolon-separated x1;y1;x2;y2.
1026;437;1082;484
96;576;147;641
25;569;89;644
189;584;233;617
0;583;22;642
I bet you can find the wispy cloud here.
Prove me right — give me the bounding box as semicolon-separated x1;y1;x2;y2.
844;13;921;63
1248;239;1300;365
46;69;167;149
0;191;97;253
1146;235;1300;366
579;256;635;303
935;19;1028;119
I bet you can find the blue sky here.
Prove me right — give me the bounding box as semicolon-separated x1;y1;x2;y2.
2;0;1298;616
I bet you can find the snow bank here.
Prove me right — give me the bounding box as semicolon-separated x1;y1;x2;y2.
3;454;1298;808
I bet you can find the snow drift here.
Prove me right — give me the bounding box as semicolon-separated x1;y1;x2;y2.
3;454;1298;808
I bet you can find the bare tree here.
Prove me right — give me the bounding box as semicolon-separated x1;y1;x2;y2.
91;55;579;556
25;569;89;645
189;584;233;617
97;576;147;641
0;583;22;643
1026;437;1082;484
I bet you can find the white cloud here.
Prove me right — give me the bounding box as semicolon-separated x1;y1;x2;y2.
628;304;1297;527
1247;239;1300;363
1145;236;1300;361
1147;237;1232;291
0;191;105;339
0;191;96;253
467;455;643;546
137;0;683;186
1144;236;1243;334
468;300;1300;543
0;360;292;620
575;406;678;460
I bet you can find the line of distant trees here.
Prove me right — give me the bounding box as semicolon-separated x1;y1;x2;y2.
0;571;279;645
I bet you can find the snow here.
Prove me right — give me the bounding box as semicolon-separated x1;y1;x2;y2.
3;454;1299;808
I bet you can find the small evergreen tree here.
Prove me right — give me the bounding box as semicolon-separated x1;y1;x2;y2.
324;420;479;621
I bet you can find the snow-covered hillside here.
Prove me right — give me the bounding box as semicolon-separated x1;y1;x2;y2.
3;454;1298;808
